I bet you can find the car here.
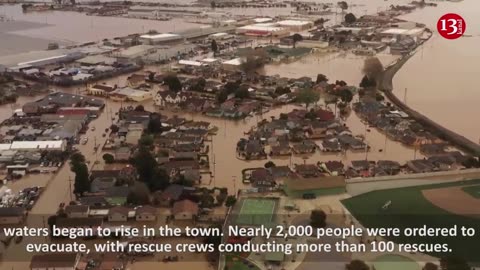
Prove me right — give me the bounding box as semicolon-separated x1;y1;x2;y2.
81;138;88;145
91;127;96;131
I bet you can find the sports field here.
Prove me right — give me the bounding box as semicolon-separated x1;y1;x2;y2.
235;198;277;226
462;185;480;198
342;180;480;263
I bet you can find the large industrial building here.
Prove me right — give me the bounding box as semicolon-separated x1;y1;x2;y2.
139;33;184;45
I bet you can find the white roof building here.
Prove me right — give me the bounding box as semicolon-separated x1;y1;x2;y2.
178;60;205;67
253;17;273;23
9;140;66;151
140;33;183;45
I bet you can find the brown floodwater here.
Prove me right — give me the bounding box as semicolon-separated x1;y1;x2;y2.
0;5;201;44
0;1;474;268
393;0;480;143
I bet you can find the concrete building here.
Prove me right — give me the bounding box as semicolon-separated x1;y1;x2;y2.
140;33;184;45
276;20;313;31
236;24;288;37
87;84;117;96
7;140;66;151
222;58;242;71
116;45;157;60
110;87;153;102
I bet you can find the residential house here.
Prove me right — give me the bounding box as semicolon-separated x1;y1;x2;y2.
250;168;275;187
108;206;130;222
292;140;317;154
114;147;132;161
55;217;103;230
64;205;89;218
155;91;189;107
319;139;342;152
135;206;157;221
337;134;368;151
407;159;435;173
244;140;265;159
87;84;117;96
183;169;201;183
90;177;117;193
269;166;292;179
270;144;291;156
323;161;344;176
172;200;199;221
30;253;80;270
157;184;185;206
127;74;146;88
295;164;320;178
376;160;401;175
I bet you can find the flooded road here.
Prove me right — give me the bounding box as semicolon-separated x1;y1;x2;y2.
264;51;398;85
394;0;480;143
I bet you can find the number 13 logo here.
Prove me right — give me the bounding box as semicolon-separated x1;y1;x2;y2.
437;13;466;39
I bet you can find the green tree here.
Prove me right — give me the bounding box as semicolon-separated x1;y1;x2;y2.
102;153;115;164
164;75;182;93
362;57;384;83
210;0;216;9
316;74;328;83
292;33;303;48
344;13;356;24
440;255;470;270
275;86;291;95
339;88;353;103
225;195;237;207
234;85;250;99
264;161;276;168
73;163;90;195
148;113;164;134
297;88;320;108
133;147;156;184
211;39;218;54
337;1;348;12
70;153;89;195
127;181;151;205
200;192;215;208
204;224;222;248
139;134;154;147
134;104;145;111
359;75;376;88
310;209;326;228
216;192;228;205
346;260;369;270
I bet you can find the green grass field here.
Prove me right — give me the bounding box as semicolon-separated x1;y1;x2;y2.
461;185;480;198
235;198;276;226
342;180;480;263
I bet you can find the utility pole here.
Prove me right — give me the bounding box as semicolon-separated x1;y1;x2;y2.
404;88;407;104
68;176;73;201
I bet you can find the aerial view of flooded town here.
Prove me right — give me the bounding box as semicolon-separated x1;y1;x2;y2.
0;0;479;269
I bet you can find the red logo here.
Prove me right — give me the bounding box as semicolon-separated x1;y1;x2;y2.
437;13;466;39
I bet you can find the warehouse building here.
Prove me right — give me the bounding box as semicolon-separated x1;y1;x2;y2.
236;24;289;37
140;33;184;45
